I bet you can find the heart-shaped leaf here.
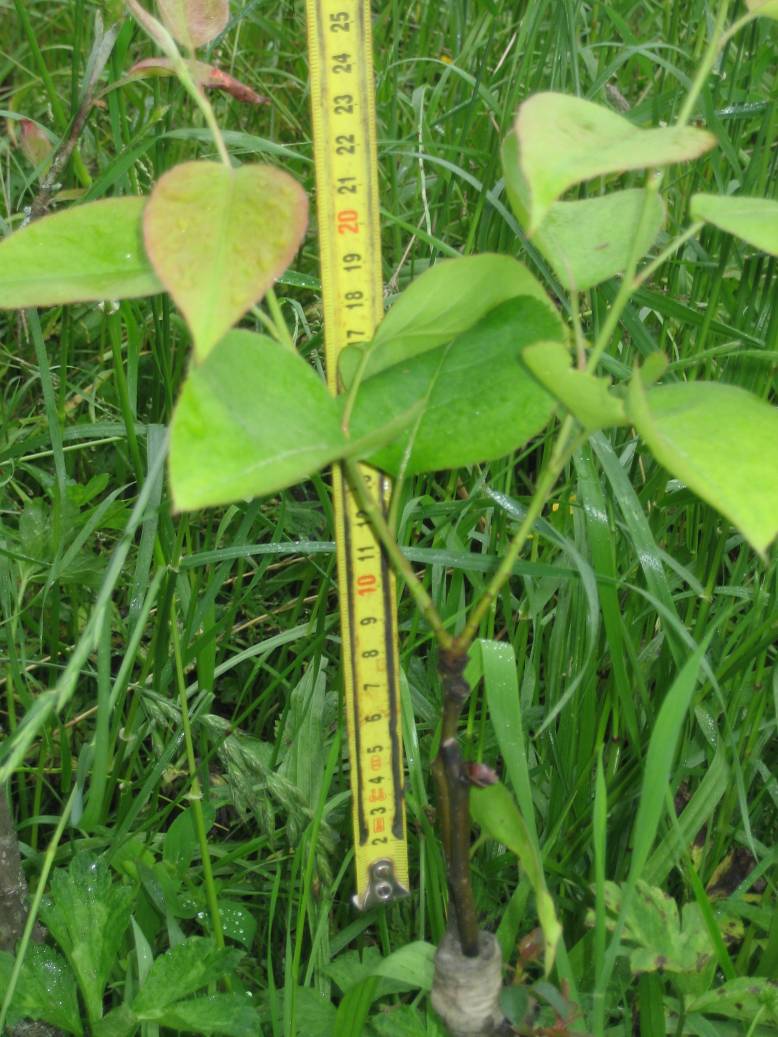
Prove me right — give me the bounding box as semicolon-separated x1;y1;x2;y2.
170;331;346;509
144;161;308;361
690;194;778;256
340;253;558;386
522;341;627;429
746;0;778;19
157;0;229;49
515;92;715;231
627;377;778;556
502;133;665;290
348;296;564;476
0;198;161;308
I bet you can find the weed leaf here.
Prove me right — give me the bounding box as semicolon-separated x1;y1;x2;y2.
0;945;82;1035
690;194;778;255
157;0;229;49
522;340;627;429
688;977;778;1025
348;296;563;475
144;161;307;361
340;253;558;384
515;93;715;231
0;198;161;308
132;937;242;1014
169;331;346;509
628;377;778;555
129;58;268;103
39;854;134;1024
156;993;260;1034
471;781;561;974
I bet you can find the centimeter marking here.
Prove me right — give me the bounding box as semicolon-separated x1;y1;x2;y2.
305;0;409;908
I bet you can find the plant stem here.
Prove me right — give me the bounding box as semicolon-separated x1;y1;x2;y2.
170;598;227;961
634;222;704;289
676;0;732;128
343;458;452;649
451;422;582;654
265;288;296;352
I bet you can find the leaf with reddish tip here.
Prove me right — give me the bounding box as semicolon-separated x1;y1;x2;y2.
143;161;308;361
129;58;268;104
157;0;229;49
19;119;53;167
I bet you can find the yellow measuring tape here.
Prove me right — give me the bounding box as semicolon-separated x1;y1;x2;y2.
305;0;409;908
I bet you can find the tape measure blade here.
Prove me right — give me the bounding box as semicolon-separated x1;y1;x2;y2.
305;0;409;907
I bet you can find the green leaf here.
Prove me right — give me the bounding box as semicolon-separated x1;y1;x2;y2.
348;296;563;476
91;1003;139;1037
627;377;778;555
522;341;627;429
39;854;135;1025
690;194;778;256
746;0;778;19
0;198;161;308
217;900;258;949
0;945;83;1035
169;331;346;510
688;977;778;1025
515;92;715;231
371;942;436;991
589;881;717;976
143;161;307;361
502;134;665;289
157;0;229;49
156;993;261;1035
470;781;561;974
132;937;242;1014
340;253;558;385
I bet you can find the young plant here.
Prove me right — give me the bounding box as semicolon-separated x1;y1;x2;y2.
1;1;777;1035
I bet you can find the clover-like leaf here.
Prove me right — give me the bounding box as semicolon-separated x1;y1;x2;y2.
515;92;715;231
522;341;627;429
340;253;559;386
0;198;161;308
144;161;307;361
502;133;665;290
348;296;564;476
691;193;778;256
170;331;346;510
157;0;229;49
628;377;778;556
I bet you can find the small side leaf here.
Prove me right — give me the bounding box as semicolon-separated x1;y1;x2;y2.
521;341;627;429
157;0;229;49
515;92;715;231
340;253;558;386
348;296;564;476
745;0;778;19
0;945;83;1036
128;58;268;104
144;161;307;361
687;977;778;1025
170;331;347;510
471;781;561;974
627;376;778;555
502;134;665;289
0;198;160;308
690;193;778;256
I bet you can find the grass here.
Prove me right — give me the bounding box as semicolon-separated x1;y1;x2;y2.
1;0;777;1034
